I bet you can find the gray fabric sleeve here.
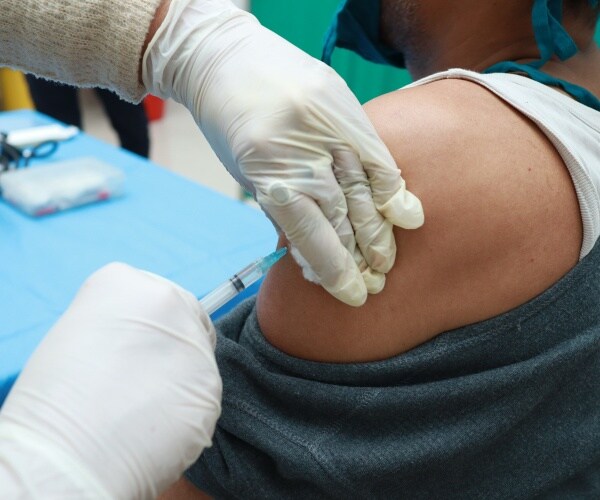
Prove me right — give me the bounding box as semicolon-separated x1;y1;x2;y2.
186;247;600;499
0;0;163;102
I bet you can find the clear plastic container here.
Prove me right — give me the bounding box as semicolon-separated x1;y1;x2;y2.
0;157;125;216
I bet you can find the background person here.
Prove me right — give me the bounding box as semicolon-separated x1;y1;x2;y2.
26;76;150;157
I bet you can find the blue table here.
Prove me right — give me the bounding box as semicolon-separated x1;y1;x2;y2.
0;110;277;404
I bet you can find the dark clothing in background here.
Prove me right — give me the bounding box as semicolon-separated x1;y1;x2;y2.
26;76;149;158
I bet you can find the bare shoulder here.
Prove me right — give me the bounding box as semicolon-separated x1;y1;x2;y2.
257;78;582;363
364;78;545;182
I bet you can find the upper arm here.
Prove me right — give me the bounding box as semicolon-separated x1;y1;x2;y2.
158;478;212;499
257;78;582;362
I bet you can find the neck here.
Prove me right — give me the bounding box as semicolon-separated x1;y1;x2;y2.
403;4;598;81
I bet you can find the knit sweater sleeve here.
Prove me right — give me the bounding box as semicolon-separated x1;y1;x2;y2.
0;0;163;102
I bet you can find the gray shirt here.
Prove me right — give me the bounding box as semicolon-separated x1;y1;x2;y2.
186;73;600;498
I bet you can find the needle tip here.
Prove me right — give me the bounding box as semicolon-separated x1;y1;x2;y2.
260;247;287;273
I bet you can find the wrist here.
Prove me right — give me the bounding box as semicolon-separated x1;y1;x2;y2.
142;0;258;102
139;0;173;85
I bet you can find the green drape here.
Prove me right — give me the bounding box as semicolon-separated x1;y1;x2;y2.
250;0;412;104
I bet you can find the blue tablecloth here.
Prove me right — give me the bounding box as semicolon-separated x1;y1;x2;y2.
0;110;277;404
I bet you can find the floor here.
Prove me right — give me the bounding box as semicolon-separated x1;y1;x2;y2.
81;89;242;201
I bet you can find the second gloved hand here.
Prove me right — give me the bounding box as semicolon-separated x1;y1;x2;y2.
143;0;424;307
0;263;221;499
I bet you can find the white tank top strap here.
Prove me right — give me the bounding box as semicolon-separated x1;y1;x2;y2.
406;68;600;260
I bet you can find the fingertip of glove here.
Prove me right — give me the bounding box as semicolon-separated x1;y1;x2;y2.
379;189;425;230
289;244;367;306
324;273;368;307
362;268;386;295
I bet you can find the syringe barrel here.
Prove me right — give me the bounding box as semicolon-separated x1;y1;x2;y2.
199;280;239;315
235;261;264;287
198;249;286;316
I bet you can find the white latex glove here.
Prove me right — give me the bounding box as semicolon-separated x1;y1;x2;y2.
0;263;221;499
143;0;424;307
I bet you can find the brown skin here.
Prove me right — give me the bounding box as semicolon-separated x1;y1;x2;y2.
380;0;600;82
257;78;583;362
256;0;597;362
161;0;598;497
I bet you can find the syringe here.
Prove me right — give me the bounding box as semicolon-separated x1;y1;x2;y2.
199;248;287;315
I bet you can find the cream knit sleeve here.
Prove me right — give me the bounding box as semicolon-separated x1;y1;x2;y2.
0;0;163;102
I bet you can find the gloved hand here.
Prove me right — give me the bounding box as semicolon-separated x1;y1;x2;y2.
143;0;424;307
0;263;221;499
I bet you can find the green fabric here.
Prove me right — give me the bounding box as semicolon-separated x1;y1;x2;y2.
251;0;412;104
251;2;598;103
